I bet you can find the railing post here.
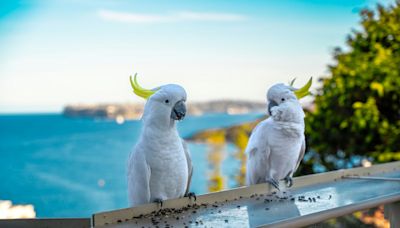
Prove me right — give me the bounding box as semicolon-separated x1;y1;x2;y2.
384;201;400;228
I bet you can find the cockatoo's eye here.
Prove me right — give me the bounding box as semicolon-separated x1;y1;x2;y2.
165;99;169;104
281;98;285;102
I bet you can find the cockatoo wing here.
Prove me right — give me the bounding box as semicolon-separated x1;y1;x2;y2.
294;137;306;172
127;147;151;206
181;139;193;196
246;120;271;185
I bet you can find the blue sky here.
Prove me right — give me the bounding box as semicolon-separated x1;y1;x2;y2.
0;0;392;113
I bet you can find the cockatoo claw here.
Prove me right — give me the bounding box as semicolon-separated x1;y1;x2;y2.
284;176;293;187
185;192;197;201
266;178;280;191
154;198;163;208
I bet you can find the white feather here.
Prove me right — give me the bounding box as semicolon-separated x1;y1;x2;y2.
127;84;191;206
246;85;306;186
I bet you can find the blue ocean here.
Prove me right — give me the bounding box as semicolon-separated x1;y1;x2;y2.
0;113;263;218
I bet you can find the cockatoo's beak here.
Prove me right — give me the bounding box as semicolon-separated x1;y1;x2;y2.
129;73;159;99
268;100;278;116
171;100;186;120
290;77;313;99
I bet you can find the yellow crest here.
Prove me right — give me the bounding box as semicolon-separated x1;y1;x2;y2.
129;73;158;99
290;77;313;99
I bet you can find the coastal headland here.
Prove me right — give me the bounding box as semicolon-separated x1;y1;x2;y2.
63;100;266;121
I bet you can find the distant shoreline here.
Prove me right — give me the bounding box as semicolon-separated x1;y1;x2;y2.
62;100;266;122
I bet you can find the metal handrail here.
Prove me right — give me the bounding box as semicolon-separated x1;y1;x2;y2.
92;161;400;227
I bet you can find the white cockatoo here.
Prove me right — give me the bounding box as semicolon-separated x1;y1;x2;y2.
127;74;194;207
246;78;312;190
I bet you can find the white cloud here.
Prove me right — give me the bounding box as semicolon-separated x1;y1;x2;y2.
98;9;247;23
98;10;170;23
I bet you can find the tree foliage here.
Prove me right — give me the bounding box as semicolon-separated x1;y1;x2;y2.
302;2;400;173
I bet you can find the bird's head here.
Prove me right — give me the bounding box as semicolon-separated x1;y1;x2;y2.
130;74;187;128
266;78;312;121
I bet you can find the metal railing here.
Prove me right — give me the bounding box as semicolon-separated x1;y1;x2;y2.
92;161;400;227
1;161;399;227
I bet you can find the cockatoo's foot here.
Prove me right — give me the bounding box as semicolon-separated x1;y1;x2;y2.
153;198;163;208
185;192;197;201
266;178;280;191
283;176;293;187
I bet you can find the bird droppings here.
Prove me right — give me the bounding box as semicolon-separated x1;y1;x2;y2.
104;189;336;227
298;195;308;202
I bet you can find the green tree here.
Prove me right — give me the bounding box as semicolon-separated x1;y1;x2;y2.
302;2;400;173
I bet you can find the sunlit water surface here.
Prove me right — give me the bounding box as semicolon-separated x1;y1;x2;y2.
0;113;262;217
